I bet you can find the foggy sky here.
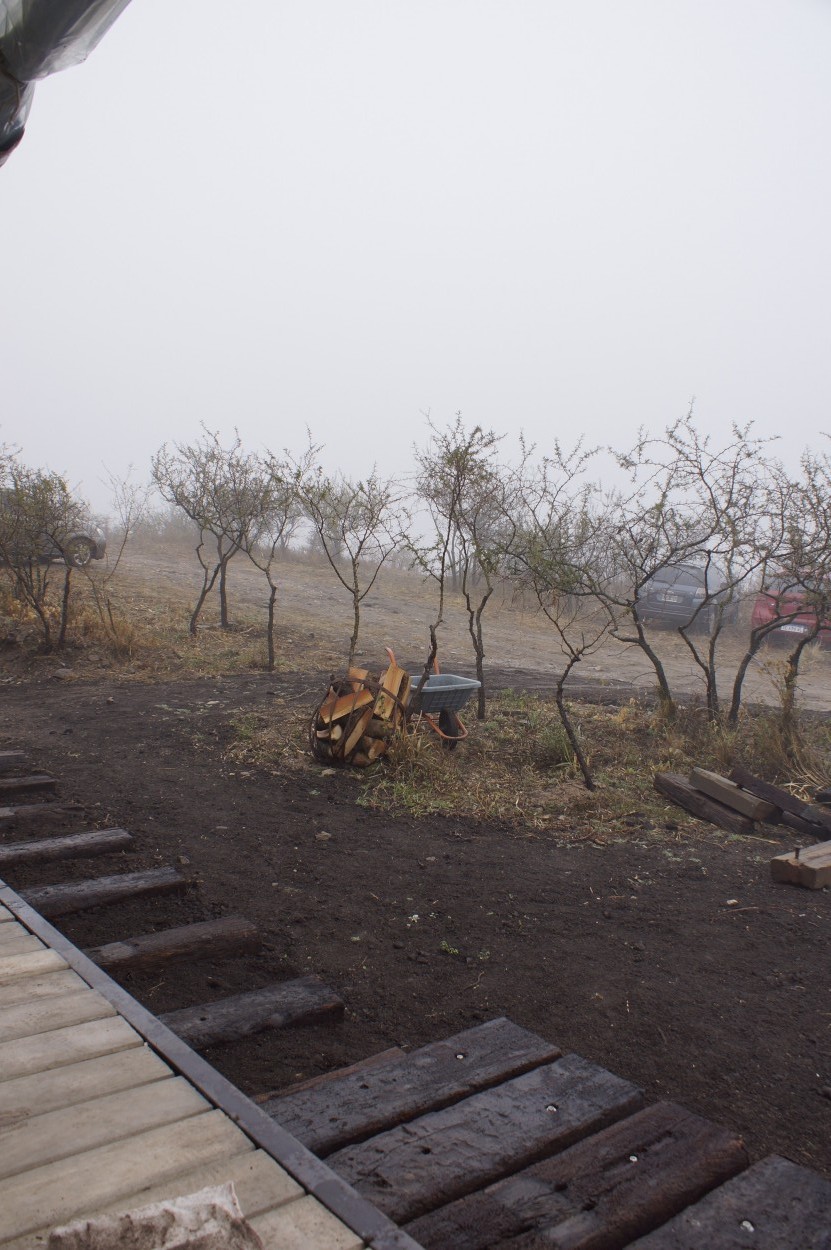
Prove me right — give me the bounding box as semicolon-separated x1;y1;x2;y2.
2;0;830;515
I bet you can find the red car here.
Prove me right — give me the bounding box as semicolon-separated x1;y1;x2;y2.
750;575;831;644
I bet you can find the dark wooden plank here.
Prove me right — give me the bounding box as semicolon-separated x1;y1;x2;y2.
778;809;829;838
405;1101;748;1250
265;1017;562;1155
628;1154;831;1249
0;774;57;798
771;841;831;890
0;828;132;868
689;769;777;821
0;751;27;775
159;975;344;1048
256;1047;406;1103
329;1053;643;1224
729;765;831;834
21;867;187;918
654;773;756;835
0;804;72;832
86;915;261;973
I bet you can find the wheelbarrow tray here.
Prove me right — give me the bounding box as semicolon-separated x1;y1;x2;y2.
408;673;480;713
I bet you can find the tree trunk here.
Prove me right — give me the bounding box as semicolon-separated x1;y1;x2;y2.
219;557;230;628
266;580;277;671
555;659;595;790
189;563;220;635
58;567;72;647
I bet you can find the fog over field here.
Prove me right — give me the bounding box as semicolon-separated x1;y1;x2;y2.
3;0;831;512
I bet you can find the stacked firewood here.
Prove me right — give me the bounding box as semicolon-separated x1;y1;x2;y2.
310;655;411;767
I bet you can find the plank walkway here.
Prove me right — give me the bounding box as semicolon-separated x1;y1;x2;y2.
0;880;419;1250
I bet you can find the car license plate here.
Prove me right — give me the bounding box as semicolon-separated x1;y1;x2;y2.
780;624;807;633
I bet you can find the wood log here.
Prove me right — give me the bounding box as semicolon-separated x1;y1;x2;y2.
367;717;394;738
21;867;187;918
341;707;374;756
654;773;756;835
374;661;408;721
351;751;372;767
0;828;132;869
770;841;831;889
729;765;831;833
405;1100;748;1250
361;737;388;762
346;666;370;691
688;768;777;821
0;752;27;775
159;975;343;1048
264;1017;562;1156
256;1047;406;1103
328;1053;643;1223
627;1154;831;1249
85;916;261;973
320;688;375;724
0;774;58;798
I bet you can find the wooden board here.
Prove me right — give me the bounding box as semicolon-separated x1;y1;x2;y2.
0;1109;253;1244
0;902;16;921
770;841;831;890
0;804;72;831
654;773;756;835
0;968;84;1009
688;768;777;821
259;1047;406;1102
729;765;831;834
329;1053;643;1223
0;1075;209;1182
0;1014;141;1082
405;1100;748;1250
628;1154;831;1249
0;1045;170;1120
250;1194;363;1250
0;984;115;1044
265;1017;562;1156
0;774;57;798
0;930;43;958
86;915;260;973
21;866;187;917
0;948;67;984
0;828;132;868
159;975;344;1048
0;751;27;774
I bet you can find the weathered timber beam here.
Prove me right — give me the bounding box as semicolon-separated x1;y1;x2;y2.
688;768;777;821
0;828;132;869
0;805;73;832
159;975;343;1048
729;765;831;834
21;867;187;918
0;775;57;799
86;915;261;973
0;752;27;775
654;773;756;835
264;1016;561;1156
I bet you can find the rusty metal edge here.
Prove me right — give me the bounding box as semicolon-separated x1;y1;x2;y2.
0;878;424;1250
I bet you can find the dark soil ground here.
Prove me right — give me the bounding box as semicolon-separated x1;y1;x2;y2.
2;667;830;1183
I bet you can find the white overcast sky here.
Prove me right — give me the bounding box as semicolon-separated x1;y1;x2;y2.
2;0;830;513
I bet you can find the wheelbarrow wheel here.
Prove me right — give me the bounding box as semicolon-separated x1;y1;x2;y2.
438;708;462;749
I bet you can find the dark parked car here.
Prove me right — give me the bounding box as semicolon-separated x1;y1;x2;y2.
750;575;831;645
635;563;739;631
0;488;106;568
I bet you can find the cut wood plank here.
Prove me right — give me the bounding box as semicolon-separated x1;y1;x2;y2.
405;1100;748;1250
329;1053;643;1223
374;660;408;721
654;773;756;835
0;919;37;949
627;1154;831;1249
0;902;15;921
0;1108;253;1244
689;768;777;821
0;930;43;958
0;968;84;1009
341;706;374;757
0;827;132;868
21;866;187;917
770;840;831;890
778;808;830;838
85;915;261;973
729;764;831;833
265;1017;562;1156
249;1194;363;1250
0;803;72;831
0;774;57;798
257;1046;406;1103
0;948;67;984
159;975;344;1049
0;751;27;774
95;1149;303;1223
0;1014;140;1082
0;985;115;1044
320;688;375;724
0;1045;170;1120
0;1075;209;1182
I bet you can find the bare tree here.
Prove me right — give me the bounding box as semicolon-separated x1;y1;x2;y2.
152;428;271;635
246;451;309;671
299;466;406;664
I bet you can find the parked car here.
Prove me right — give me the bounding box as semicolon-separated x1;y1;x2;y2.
750;575;831;644
0;488;106;568
635;563;739;631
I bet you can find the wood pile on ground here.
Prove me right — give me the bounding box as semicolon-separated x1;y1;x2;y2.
310;656;411;767
655;765;831;889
